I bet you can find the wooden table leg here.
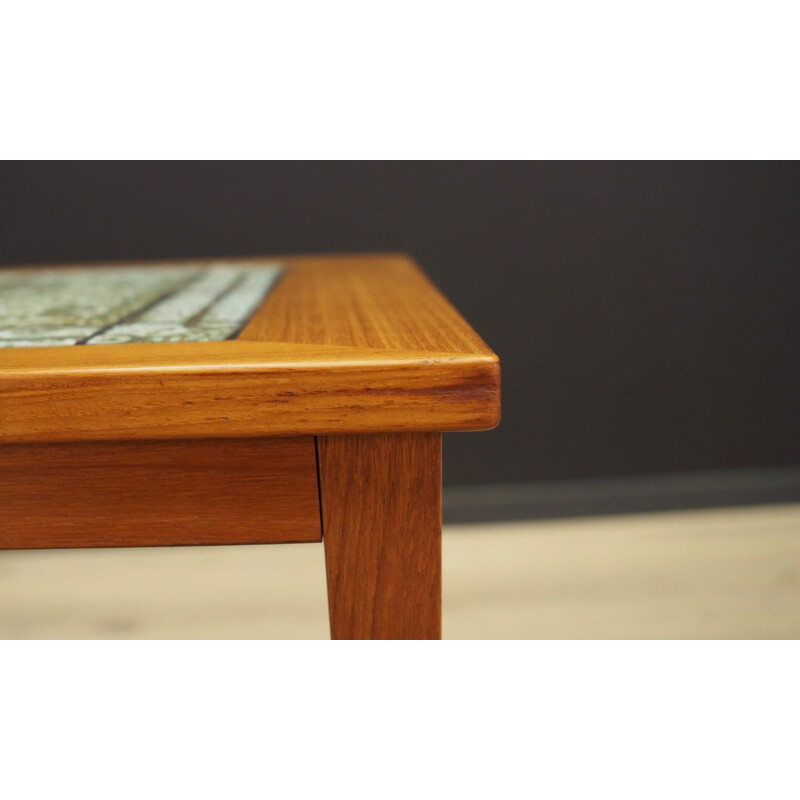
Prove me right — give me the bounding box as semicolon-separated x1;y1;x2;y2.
317;433;442;640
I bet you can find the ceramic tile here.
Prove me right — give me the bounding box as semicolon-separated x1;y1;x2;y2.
0;262;282;347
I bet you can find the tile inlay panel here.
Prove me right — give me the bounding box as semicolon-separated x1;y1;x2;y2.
0;262;283;347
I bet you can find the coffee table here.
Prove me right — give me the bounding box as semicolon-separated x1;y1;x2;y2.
0;254;500;639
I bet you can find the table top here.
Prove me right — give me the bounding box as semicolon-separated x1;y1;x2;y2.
0;262;283;347
0;253;500;443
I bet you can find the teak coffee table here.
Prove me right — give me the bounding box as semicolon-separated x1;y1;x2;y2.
0;254;500;639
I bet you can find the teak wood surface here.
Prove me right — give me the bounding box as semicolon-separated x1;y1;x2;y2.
0;253;499;639
0;437;321;549
0;254;500;443
319;433;442;640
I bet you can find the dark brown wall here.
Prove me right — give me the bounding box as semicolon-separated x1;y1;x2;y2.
2;162;799;487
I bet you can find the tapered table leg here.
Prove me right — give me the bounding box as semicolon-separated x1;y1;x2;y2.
318;433;442;640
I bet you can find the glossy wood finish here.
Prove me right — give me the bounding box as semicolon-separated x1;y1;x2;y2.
0;254;500;444
0;342;497;443
0;253;498;640
241;254;496;354
0;437;321;550
319;433;442;640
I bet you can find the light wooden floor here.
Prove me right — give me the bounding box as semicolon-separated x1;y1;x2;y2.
1;503;798;639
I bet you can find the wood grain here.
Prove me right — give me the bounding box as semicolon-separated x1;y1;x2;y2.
0;254;500;444
241;253;496;355
0;342;498;443
319;433;441;640
0;437;321;549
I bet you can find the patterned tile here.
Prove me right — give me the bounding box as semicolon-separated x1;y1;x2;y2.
0;262;283;347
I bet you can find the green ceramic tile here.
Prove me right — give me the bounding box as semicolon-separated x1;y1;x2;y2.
0;262;283;348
